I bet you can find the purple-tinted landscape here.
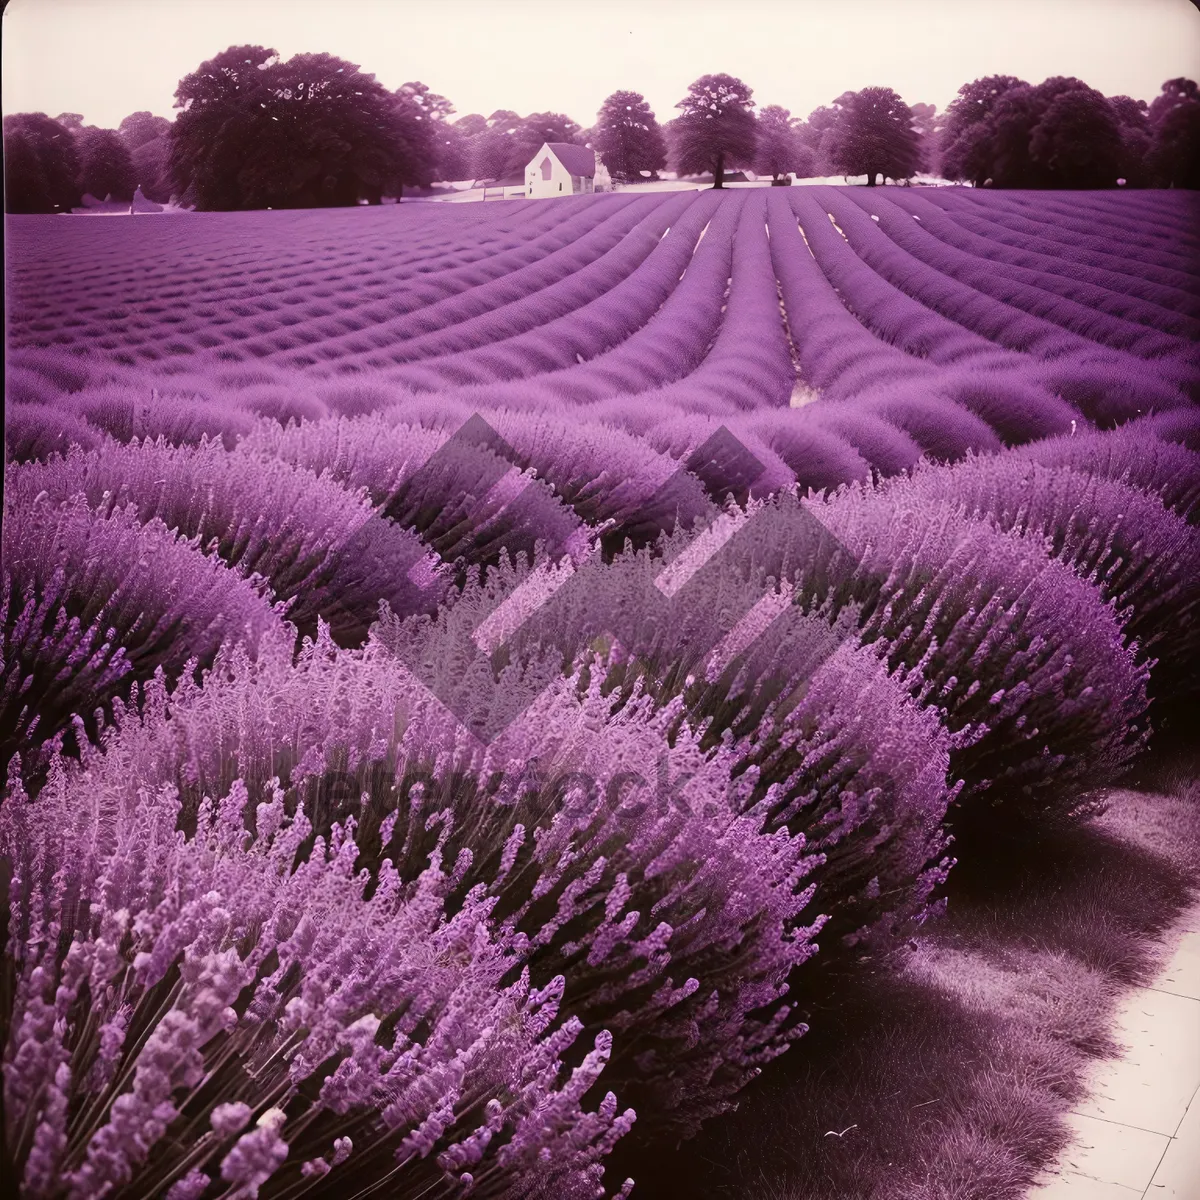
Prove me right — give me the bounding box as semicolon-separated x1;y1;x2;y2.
4;6;1200;1197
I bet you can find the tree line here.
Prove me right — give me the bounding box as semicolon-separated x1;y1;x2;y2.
4;44;1198;213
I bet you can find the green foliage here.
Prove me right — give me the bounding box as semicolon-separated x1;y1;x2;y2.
825;86;920;185
2;112;81;212
908;101;939;174
671;73;757;187
1029;86;1123;188
941;75;1141;189
594;90;667;182
130;136;173;202
463;110;524;180
1147;78;1200;188
939;75;1027;185
754;105;812;181
1108;95;1153;185
168;45;438;209
117;110;172;149
504;112;583;175
76;127;137;202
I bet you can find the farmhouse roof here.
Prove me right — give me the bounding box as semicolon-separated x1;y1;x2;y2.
541;142;596;177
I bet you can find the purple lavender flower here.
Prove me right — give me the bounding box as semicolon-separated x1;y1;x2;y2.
1020;425;1200;525
2;481;283;778
34;626;823;1140
1;751;635;1198
891;453;1200;699
12;437;438;646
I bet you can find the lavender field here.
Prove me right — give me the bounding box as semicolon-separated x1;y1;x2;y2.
4;182;1200;1199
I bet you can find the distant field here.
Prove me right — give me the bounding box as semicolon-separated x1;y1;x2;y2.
8;187;1198;489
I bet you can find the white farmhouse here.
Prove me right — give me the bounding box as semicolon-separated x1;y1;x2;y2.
525;142;596;199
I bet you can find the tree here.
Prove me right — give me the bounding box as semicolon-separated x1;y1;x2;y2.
593;90;667;182
118;111;172;150
388;82;444;191
1148;78;1200;188
939;75;1026;184
76;127;138;201
941;75;1129;189
395;82;456;187
3;129;50;213
399;81;454;123
54;113;85;130
433;121;472;181
169;46;437;208
432;113;483;181
1028;84;1123;187
3;113;81;212
1148;77;1199;128
825;86;920;185
465;110;522;180
908;102;938;174
117;112;176;200
454;113;489;137
167;44;278;208
1108;95;1152;185
753;105;811;183
672;73;757;187
795;103;840;174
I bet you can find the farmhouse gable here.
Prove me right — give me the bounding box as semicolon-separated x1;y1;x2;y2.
526;142;596;199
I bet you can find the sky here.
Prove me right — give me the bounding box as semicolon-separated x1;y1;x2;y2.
3;0;1199;131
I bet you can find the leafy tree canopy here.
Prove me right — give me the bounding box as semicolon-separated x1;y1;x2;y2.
169;46;439;208
118;111;172;149
131;136;174;202
1028;82;1123;188
1148;77;1199;127
672;73;757;187
1148;78;1200;187
942;75;1128;188
754;105;813;181
77;127;138;201
495;112;582;176
454;113;489;137
3;112;81;212
399;81;454;123
825;86;920;185
593;90;667;181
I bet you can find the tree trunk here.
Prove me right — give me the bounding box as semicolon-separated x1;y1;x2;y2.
713;150;725;189
866;172;877;186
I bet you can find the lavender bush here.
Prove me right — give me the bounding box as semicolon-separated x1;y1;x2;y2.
917;190;1200;308
1;482;282;778
883;190;1200;339
843;192;1195;363
1020;427;1200;524
808;485;1152;824
39;626;824;1139
1;750;635;1199
12;438;439;645
890;454;1200;697
387;521;954;968
5;403;101;462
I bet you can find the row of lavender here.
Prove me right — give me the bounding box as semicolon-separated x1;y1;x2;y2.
8;188;1199;478
4;404;1200;1196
